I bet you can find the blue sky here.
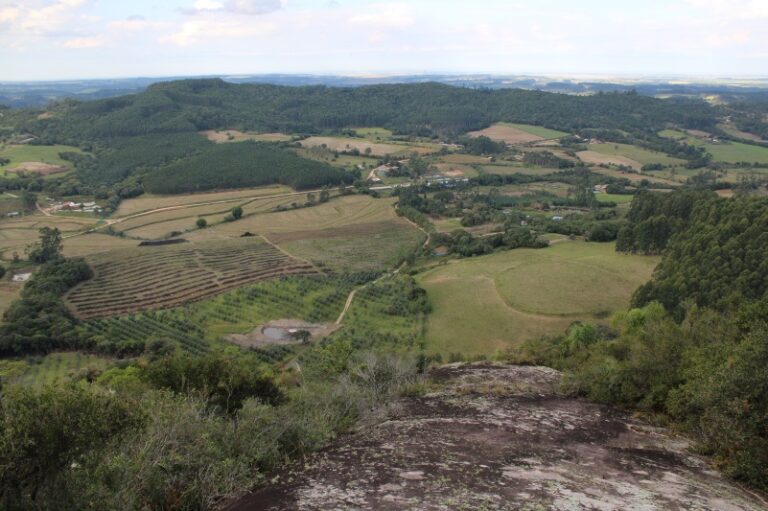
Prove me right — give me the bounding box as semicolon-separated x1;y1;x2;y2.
1;0;767;81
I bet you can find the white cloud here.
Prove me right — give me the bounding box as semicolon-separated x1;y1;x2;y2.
194;0;225;10
161;17;278;45
685;0;768;19
62;35;105;48
348;2;414;28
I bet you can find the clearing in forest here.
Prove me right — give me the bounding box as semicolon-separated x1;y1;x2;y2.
299;136;437;157
468;123;568;145
65;237;318;319
417;241;658;356
199;130;293;143
0;144;84;179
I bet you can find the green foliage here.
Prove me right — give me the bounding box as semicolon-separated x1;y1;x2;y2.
195;217;207;228
1;258;93;356
632;195;768;313
461;135;506;155
27;227;63;264
0;384;143;508
616;190;715;255
142;141;349;193
231;205;243;219
143;352;282;413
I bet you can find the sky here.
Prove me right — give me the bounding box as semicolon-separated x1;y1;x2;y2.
1;0;767;81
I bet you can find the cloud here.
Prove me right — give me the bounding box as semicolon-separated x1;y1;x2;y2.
161;18;278;45
348;2;414;28
62;35;105;48
194;0;225;10
685;0;768;19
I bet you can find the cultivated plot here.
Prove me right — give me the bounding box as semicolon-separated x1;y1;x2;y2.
65;237;318;319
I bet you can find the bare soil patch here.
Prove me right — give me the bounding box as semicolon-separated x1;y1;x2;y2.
299;137;434;156
468;124;543;145
227;363;767;511
8;162;68;175
226;319;339;348
200;130;292;143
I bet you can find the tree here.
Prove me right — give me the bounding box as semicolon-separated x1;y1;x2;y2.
27;227;63;264
306;192;317;205
231;205;243;219
20;190;37;211
319;188;330;203
196;218;207;229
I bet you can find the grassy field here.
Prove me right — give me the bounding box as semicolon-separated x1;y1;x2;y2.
115;185;290;216
506;123;569;140
587;142;685;166
659;130;768;164
596;193;634;204
65;237;318;319
469;123;567;145
480;164;561;176
0;352;112;387
274;220;425;273
0;281;22;319
417;242;658;357
0;144;83;177
353;127;394;139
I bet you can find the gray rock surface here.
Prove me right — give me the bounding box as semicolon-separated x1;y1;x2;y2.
227;363;768;511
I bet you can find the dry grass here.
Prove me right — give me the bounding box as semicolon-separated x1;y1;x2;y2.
299;136;437;157
577;150;643;170
7;162;68;176
200;130;293;143
469;124;544;144
115;185;290;217
183;195;399;242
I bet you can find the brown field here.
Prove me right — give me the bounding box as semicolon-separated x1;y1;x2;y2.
8;162;68;175
65;237;318;319
577;150;643;171
589;166;681;186
299;136;436;157
468;124;543;145
200;130;293;143
115;185;290;217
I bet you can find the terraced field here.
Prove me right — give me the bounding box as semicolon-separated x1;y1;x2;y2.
65;238;318;319
183;195;400;242
80;275;361;354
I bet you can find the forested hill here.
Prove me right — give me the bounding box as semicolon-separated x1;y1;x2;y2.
29;79;716;142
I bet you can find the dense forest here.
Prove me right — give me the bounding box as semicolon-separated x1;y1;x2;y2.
142;141;350;193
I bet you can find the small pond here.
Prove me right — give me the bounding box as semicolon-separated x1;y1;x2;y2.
262;326;290;341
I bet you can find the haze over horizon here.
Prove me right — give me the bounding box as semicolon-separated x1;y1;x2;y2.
2;0;767;81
